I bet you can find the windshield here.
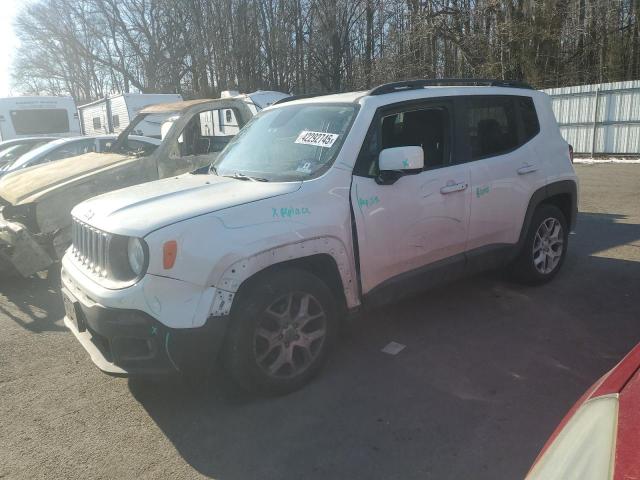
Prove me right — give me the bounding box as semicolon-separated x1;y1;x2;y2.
212;103;357;182
3;138;69;171
2;137;100;172
0;144;34;163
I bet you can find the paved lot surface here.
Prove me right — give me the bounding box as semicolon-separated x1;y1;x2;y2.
1;164;639;479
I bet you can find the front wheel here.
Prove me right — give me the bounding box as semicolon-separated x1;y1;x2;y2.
511;204;569;285
223;268;337;395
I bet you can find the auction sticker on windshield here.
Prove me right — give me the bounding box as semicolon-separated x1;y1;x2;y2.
295;131;339;148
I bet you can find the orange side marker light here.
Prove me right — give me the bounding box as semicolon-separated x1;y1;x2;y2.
163;240;178;269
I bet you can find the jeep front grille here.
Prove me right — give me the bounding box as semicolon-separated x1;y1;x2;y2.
71;218;111;277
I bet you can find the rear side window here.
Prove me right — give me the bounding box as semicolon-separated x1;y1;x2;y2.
466;96;518;160
518;96;540;141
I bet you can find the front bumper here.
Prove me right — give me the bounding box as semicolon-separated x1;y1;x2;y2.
0;214;53;277
61;251;233;375
63;286;230;376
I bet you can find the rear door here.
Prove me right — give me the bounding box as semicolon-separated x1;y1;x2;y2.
351;99;471;298
464;95;546;254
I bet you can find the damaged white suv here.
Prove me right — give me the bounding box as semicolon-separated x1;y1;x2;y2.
61;79;578;394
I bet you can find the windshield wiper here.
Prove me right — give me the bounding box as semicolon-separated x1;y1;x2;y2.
225;172;268;182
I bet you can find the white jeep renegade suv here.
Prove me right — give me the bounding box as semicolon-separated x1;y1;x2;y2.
61;79;578;394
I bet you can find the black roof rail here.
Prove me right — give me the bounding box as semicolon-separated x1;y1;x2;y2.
368;78;533;96
273;94;319;105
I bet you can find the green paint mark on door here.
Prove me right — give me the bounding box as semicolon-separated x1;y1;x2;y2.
476;186;490;198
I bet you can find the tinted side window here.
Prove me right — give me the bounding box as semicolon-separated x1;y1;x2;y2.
466;96;518;160
518;96;540;141
355;106;449;176
382;109;446;169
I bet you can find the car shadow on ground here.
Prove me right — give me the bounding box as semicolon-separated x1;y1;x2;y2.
0;273;64;333
0;211;636;478
127;211;640;479
574;212;640;255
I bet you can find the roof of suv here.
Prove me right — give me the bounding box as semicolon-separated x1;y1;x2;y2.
272;79;537;108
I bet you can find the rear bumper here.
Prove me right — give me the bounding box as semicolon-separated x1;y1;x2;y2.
63;287;230;376
0;214;53;277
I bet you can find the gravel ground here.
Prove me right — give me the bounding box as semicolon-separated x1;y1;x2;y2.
1;164;639;480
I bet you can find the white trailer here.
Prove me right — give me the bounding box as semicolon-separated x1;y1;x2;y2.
222;89;290;113
0;96;81;141
78;98;109;136
78;93;183;138
210;90;289;136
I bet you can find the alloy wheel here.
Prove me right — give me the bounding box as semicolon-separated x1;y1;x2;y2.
532;217;564;274
253;291;327;379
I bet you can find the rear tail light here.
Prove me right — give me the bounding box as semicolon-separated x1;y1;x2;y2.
569;144;574;163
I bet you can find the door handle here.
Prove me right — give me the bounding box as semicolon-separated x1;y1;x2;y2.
517;164;538;175
440;182;468;194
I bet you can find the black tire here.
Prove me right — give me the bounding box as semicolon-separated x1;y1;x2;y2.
511;204;569;285
223;268;337;395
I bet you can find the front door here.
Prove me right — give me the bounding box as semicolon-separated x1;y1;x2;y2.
351;100;471;298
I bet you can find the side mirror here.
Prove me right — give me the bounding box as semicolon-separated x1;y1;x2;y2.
379;146;424;172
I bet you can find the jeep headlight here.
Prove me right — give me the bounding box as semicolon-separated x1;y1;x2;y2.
127;237;146;276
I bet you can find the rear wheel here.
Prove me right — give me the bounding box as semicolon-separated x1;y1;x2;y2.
224;268;337;395
511;204;568;285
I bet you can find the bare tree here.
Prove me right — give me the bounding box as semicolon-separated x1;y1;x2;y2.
12;0;640;101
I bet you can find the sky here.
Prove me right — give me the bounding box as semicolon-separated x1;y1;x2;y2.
0;0;24;97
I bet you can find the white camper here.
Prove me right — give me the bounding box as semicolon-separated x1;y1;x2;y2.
222;89;290;113
211;90;290;136
0;96;81;141
78;93;183;138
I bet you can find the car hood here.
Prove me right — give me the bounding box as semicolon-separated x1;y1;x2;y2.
72;173;302;237
0;152;133;205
